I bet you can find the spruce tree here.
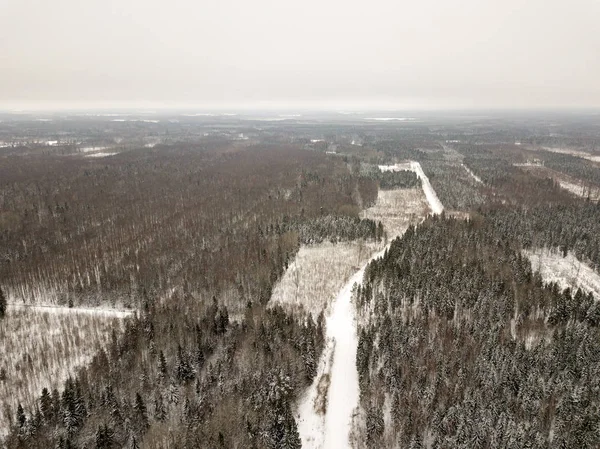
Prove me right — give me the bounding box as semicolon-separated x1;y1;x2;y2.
134;392;149;432
16;403;26;428
0;286;6;319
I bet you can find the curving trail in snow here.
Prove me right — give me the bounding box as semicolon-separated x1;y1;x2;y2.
297;245;389;449
296;167;444;448
322;245;389;449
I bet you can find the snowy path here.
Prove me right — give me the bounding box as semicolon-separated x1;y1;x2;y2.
409;161;444;214
297;245;388;449
461;163;483;184
296;169;444;448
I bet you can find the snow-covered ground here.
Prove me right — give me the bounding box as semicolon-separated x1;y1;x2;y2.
362;188;429;238
0;305;130;435
377;161;444;214
558;180;589;198
516;164;600;201
409;161;444;214
542;146;600;163
270;242;382;319
462;163;483;184
295;183;437;448
80;146;109;153
524;249;600;298
296;243;394;449
378;162;413;172
7;302;133;318
85;152;119;158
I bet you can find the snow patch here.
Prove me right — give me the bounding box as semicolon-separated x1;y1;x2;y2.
8;303;133;319
80;146;109;153
85;152;118;158
462;163;483;184
524;249;600;298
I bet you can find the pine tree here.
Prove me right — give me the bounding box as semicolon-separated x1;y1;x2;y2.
134;392;149;432
154;391;167;421
175;345;196;383
40;387;54;423
95;424;115;449
158;350;168;381
16;403;26;428
0;286;6;319
131;436;140;449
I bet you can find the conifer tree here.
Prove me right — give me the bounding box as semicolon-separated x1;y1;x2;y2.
0;286;6;319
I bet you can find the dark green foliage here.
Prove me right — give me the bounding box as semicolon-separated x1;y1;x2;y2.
95;424;115;449
421;160;486;210
485;202;600;272
266;214;384;244
356;216;600;448
16;404;26;428
376;170;420;190
0;285;6;319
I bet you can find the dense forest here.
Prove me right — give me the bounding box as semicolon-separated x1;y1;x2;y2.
355;216;600;448
3;114;600;448
2;142;378;448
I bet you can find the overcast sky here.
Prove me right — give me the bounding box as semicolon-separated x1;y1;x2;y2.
1;0;599;110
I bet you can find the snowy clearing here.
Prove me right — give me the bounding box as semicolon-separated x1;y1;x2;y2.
377;161;444;214
462;163;483;184
524;248;600;298
362;188;429;238
270;241;382;319
80;146;110;153
542;146;600;163
0;306;129;435
7;303;133;319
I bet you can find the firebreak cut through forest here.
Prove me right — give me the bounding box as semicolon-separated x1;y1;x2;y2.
2;112;600;448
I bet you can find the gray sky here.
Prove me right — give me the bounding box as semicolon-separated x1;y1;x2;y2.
1;0;599;110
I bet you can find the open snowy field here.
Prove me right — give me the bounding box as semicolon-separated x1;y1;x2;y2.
0;306;130;435
270;241;382;318
524;248;600;298
270;188;430;319
362;188;430;238
378;162;444;214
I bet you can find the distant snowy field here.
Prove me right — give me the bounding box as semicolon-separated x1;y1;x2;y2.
542;146;600;163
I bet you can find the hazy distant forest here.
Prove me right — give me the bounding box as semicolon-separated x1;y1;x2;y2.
2;112;600;448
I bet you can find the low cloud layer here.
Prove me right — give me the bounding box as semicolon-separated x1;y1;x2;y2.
1;0;599;110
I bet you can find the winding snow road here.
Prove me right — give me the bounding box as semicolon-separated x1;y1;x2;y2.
297;163;443;448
